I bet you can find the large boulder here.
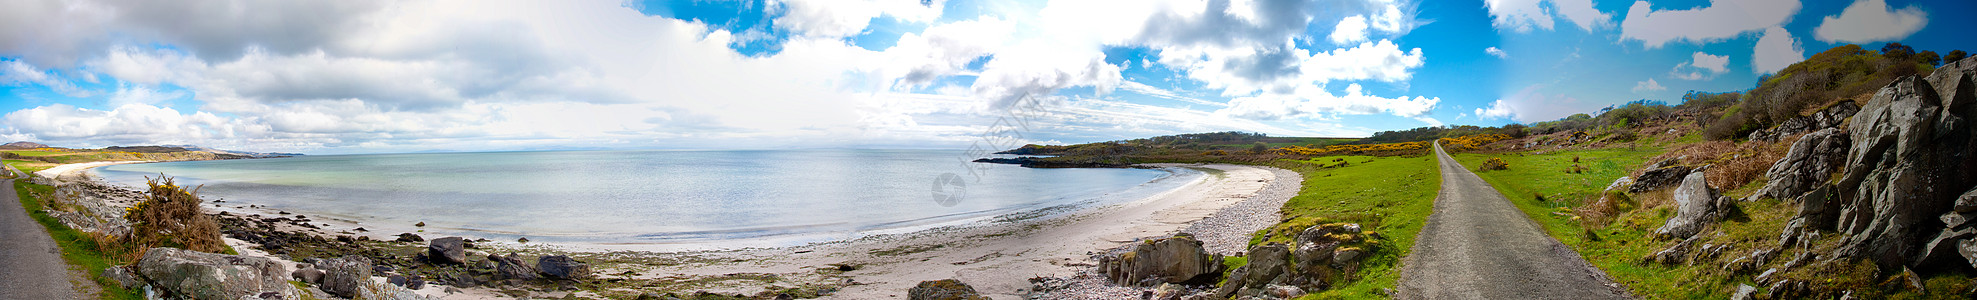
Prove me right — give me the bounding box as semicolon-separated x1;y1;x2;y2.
427;237;466;265
907;279;990;300
1215;243;1290;299
132;247;300;300
317;255;373;298
1631;165;1695;193
1750;128;1850;202
1830;75;1974;269
1656;170;1726;239
1099;233;1223;286
491;253;540;280
536;255;592;279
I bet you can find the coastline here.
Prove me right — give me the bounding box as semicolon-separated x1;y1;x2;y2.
51;160;1297;298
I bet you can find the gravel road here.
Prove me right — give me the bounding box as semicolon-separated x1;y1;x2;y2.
0;179;77;299
1397;143;1631;299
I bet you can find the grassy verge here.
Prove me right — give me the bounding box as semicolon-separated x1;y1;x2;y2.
1450;148;1974;298
13;181;143;300
1256;154;1441;298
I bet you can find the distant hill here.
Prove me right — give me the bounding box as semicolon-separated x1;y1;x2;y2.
0;141;50;149
160;145;304;158
104;146;194;153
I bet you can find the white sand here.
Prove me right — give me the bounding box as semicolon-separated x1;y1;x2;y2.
589;164;1284;299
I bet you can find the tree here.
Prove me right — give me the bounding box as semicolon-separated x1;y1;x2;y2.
1881;42;1915;59
1250;142;1269;154
1948;50;1969;64
1919;50;1942;66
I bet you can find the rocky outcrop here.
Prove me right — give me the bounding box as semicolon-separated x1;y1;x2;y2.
46;183;134;237
1749;128;1849;202
1747;101;1861;142
1216;223;1371;299
318;255;373;298
1656;170;1727;239
1099;233;1223;286
907;279;990;300
1630;166;1694;193
427;237;466;265
536;255;592;279
131;247;301;300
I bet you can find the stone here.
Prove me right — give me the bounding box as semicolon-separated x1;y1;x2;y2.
405;277;426;290
1630;166;1694;193
536;255;592;279
1263;284;1305;299
491;253;540;280
1751;128;1850;202
1916;227;1977;267
1945;211;1974;229
388;274;408;287
1832;75;1974;270
395;233;424;243
291;268;325;284
1730;284;1756;300
132;247;301;300
1958;187;1977;213
428;237;467;265
317;255;373;298
1216;243;1290;299
1656;170;1722;239
1099;233;1223;286
101;265;144;289
1960;239;1977;269
906;279;990;300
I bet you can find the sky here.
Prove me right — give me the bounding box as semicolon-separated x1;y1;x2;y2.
0;0;1970;154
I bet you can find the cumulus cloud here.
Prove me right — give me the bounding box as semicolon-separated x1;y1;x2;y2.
1;60;85;96
1474;99;1516;120
1481;0;1612;32
1217;83;1439;120
1330;15;1371;44
1632;78;1666;92
1670;51;1729;80
1491;85;1602;123
774;0;945;38
1752;27;1805;75
1549;0;1613;31
1619;0;1801;48
1813;0;1928;43
0;0;386;67
1486;46;1509;59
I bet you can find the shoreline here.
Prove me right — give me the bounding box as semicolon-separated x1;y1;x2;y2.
51;160;1298;298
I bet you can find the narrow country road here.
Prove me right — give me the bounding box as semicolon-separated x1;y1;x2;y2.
1397;143;1629;299
0;179;77;299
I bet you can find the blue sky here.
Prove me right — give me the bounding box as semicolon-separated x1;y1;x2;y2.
0;0;1970;154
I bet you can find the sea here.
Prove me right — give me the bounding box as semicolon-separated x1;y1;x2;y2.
92;149;1198;250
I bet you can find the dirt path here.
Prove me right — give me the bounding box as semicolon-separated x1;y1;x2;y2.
0;179;78;300
1396;143;1630;299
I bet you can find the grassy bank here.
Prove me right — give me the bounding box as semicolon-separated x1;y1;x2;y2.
1259;154;1441;298
12;181;142;300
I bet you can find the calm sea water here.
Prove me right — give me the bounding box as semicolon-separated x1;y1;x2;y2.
93;150;1195;249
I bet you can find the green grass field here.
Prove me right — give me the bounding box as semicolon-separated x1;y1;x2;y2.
2;150;66;157
1262;154;1440;299
13;181;142;300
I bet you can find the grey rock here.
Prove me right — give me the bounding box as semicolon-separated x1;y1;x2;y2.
536;255;592;279
1960;238;1977;269
290;268;325;284
1630;166;1694;193
1915;227;1976;267
1832;75;1972;270
132;247;300;300
101;265;144;289
395;233;424;243
1100;233;1223;286
1656;170;1722;239
317;255;373;298
405;277;425;290
1945;211;1974;229
428;237;467;265
491;253;540;280
1751;128;1849;202
1730;284;1756;300
1958;187;1977;213
1263;284;1305;299
1217;243;1290;299
906;279;989;300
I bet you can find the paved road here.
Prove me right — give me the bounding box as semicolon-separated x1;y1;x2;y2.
0;179;77;300
1397;143;1629;299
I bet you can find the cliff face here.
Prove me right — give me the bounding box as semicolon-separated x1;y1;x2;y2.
1768;57;1977;271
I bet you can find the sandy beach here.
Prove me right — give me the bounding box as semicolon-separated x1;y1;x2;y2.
36;160;148;181
49;160;1298;299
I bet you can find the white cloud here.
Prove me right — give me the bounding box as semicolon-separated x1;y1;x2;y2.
1551;0;1614;31
1632;78;1666;92
1669;51;1729;80
106;84;185;107
773;0;945;38
1475;99;1516;120
1752;27;1805;75
1491;85;1604;123
1329;15;1371;44
1484;0;1555;33
1217;83;1439;120
1;60;85;96
1118;81;1227;107
1813;0;1928;43
1619;0;1802;48
1486;46;1509;59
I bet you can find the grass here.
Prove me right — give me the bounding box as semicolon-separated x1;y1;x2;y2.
1449;148;1974;298
1252;154;1439;299
13;181;143;300
3;150;67;157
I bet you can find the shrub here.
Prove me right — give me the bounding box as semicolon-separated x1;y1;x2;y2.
1251;142;1269;154
123;176;227;257
1480;158;1509;171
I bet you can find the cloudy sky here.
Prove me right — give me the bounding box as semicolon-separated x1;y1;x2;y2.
0;0;1970;154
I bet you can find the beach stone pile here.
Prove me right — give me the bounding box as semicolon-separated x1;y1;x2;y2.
1216;222;1374;299
1098;233;1224;286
